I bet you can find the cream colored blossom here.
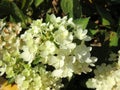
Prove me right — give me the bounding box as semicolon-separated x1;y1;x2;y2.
86;50;120;90
0;14;97;90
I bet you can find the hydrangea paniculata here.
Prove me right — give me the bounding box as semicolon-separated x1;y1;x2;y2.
0;15;97;90
86;50;120;90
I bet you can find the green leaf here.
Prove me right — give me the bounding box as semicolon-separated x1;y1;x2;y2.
21;0;34;10
90;29;99;35
11;2;24;21
117;18;120;38
21;0;26;9
34;0;43;7
26;0;34;7
102;18;110;26
60;0;73;17
45;14;50;22
73;17;90;29
9;15;15;22
33;56;41;65
10;2;26;27
109;31;119;46
24;16;32;24
7;77;15;84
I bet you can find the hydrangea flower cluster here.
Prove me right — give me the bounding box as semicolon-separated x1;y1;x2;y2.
86;50;120;90
0;14;97;90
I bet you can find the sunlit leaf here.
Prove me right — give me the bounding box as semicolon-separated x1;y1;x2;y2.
102;18;110;26
45;14;50;22
90;29;99;35
74;17;90;29
109;31;119;46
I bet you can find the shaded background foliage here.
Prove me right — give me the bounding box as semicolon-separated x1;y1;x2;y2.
0;0;120;89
